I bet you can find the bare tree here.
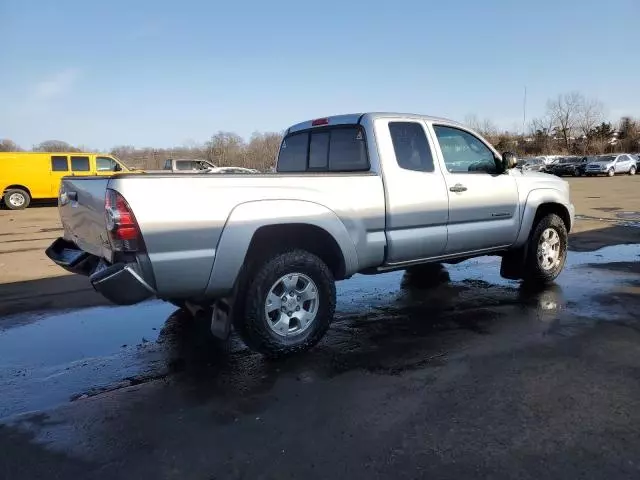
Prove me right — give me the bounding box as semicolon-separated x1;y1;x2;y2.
577;98;604;153
205;131;245;167
0;139;21;152
464;114;498;142
245;132;283;171
33;140;80;152
546;92;584;152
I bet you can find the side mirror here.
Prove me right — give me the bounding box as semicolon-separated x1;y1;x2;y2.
501;151;518;171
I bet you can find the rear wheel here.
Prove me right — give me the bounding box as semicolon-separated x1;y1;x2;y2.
523;213;568;285
234;249;336;357
3;189;30;210
629;166;636;176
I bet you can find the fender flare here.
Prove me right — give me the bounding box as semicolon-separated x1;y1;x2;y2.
513;188;574;248
205;199;359;297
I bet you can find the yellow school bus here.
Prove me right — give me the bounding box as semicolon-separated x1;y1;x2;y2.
0;152;139;210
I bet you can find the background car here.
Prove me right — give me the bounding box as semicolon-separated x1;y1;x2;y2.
519;157;547;172
585;154;637;176
548;156;590;176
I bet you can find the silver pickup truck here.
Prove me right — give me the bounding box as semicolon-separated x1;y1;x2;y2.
46;112;575;356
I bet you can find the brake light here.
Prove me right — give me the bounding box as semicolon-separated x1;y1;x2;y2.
312;118;329;126
105;189;144;252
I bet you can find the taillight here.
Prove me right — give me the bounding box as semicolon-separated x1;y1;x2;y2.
105;189;144;252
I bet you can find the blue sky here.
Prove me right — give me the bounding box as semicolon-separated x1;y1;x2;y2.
2;0;638;149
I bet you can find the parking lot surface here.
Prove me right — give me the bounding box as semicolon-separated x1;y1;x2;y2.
0;176;638;479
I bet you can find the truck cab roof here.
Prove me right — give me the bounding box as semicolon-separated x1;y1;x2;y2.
286;112;466;134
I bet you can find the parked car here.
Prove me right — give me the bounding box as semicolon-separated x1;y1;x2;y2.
0;152;137;210
538;155;563;166
548;156;590;177
156;159;259;174
519;157;546;172
211;167;260;174
46;112;575;356
585;154;637;177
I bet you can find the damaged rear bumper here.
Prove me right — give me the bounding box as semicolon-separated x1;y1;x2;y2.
45;238;155;305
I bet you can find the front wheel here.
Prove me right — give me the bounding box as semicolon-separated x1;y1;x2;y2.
629;166;636;176
523;213;568;285
235;250;336;357
608;168;615;177
4;189;30;210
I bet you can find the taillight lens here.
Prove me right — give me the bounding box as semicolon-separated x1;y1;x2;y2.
105;189;144;252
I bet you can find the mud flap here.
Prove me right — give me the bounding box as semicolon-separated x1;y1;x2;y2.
500;243;529;280
187;300;232;341
210;299;232;340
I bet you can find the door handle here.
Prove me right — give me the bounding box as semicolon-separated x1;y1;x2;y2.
449;184;467;193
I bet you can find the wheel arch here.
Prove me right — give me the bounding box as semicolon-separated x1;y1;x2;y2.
513;189;573;248
3;184;32;197
205;200;359;298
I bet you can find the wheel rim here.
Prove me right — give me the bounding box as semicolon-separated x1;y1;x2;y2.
608;169;614;176
265;273;319;337
537;228;562;271
630;167;636;175
8;193;25;207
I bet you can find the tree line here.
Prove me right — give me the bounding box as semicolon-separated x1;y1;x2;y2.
0;132;283;171
1;91;639;169
466;92;639;157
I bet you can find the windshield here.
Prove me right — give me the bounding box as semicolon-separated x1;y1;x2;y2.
595;156;616;162
107;155;130;171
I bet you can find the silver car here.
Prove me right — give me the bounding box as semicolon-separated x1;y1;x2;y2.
585;154;637;177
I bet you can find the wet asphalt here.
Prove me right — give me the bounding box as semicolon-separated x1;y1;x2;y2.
1;244;640;479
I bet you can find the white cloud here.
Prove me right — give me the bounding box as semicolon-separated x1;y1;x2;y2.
30;68;81;101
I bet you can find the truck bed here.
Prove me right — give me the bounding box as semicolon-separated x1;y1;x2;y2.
57;171;386;298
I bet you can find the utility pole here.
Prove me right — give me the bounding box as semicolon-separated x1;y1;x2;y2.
522;86;527;138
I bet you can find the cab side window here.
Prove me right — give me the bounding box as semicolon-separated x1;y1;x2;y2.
433;125;498;174
51;156;69;171
71;156;90;172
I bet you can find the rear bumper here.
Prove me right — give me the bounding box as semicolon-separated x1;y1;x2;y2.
46;237;154;305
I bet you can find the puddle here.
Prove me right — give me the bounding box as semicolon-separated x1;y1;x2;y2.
0;244;638;420
616;211;640;221
0;302;175;419
0;302;173;367
575;214;640;228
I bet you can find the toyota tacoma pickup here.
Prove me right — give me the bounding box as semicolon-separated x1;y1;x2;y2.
46;113;575;356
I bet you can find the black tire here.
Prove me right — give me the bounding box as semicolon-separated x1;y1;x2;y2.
574;169;582;177
234;249;336;357
3;189;30;210
522;213;568;285
629;166;636;176
607;168;615;177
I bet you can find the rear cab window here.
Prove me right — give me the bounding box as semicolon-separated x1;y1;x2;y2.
277;125;369;173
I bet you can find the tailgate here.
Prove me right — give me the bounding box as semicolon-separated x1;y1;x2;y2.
58;177;112;259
